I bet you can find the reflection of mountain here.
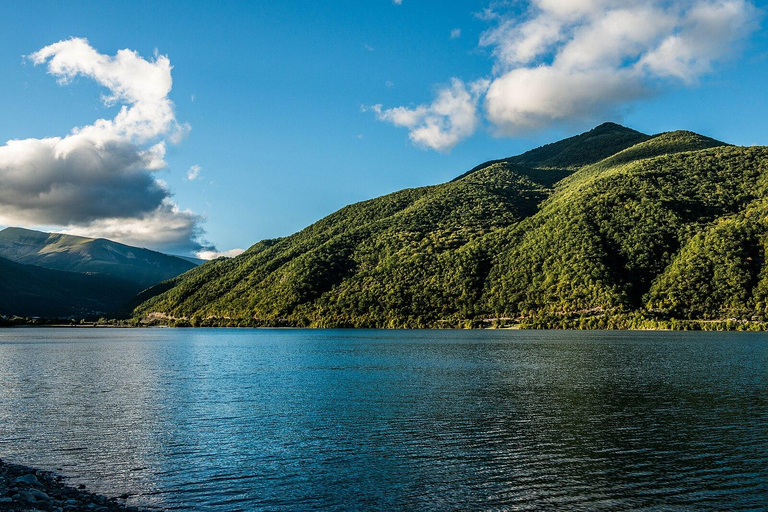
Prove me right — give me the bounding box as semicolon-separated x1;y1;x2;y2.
133;123;768;327
0;329;763;508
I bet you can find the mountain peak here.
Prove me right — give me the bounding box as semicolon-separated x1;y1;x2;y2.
507;123;650;171
455;122;650;181
589;122;636;133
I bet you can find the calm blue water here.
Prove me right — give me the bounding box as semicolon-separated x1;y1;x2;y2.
0;328;766;511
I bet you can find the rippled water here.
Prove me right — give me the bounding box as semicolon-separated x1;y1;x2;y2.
0;328;766;511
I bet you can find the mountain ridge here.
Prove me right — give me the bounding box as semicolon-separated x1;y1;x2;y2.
0;227;196;288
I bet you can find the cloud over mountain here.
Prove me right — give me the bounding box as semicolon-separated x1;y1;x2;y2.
371;0;759;149
0;38;212;254
368;79;488;151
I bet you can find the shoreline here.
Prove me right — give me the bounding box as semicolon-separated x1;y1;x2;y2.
0;459;149;511
2;322;768;332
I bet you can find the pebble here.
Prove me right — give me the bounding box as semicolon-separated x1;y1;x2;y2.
0;459;152;511
15;473;41;486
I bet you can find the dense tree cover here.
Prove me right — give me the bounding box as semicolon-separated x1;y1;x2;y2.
507;122;651;170
132;124;768;329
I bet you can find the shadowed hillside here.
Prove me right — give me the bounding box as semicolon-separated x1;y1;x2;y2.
0;256;140;317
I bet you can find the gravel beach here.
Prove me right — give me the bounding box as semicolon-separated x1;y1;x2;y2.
0;459;150;512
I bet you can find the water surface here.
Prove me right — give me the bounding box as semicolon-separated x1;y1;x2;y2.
0;328;766;510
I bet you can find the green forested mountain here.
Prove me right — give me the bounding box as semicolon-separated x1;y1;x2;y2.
0;227;195;288
133;123;768;329
0;256;137;317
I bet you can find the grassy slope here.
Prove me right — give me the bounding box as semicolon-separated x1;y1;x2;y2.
133;124;768;328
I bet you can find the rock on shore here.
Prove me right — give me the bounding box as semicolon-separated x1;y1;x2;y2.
0;459;151;511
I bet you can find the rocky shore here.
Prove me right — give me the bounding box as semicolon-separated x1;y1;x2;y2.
0;459;150;511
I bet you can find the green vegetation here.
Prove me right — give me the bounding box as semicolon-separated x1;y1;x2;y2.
129;123;768;329
0;256;140;317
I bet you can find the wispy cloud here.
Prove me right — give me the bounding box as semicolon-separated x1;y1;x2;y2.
187;164;202;180
371;0;760;147
450;28;462;39
196;248;245;260
0;38;213;254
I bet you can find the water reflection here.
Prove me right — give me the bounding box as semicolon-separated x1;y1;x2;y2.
0;328;766;510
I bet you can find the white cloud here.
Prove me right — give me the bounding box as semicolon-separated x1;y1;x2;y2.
0;38;212;254
187;164;202;180
64;201;210;254
450;28;462;39
372;0;759;146
28;38;181;142
369;78;488;151
637;0;757;82
393;0;402;4
484;66;647;135
196;248;245;260
482;0;758;135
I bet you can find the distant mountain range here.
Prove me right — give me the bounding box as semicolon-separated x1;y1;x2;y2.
0;227;197;318
129;122;768;329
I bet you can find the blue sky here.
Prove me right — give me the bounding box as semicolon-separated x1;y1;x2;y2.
0;0;767;256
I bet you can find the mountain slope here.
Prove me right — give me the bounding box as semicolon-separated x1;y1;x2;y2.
132;125;768;328
454;122;649;181
0;256;138;318
134;162;560;326
0;227;196;288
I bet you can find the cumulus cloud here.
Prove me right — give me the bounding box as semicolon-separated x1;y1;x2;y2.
367;78;488;151
371;0;759;145
0;37;212;254
64;201;211;255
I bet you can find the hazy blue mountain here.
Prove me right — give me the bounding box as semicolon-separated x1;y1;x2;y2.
0;227;196;288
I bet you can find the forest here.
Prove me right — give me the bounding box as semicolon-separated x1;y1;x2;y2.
131;123;768;329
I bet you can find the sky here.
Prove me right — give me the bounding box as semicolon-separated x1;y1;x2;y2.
0;0;767;257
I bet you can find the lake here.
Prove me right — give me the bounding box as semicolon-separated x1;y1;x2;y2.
0;328;766;511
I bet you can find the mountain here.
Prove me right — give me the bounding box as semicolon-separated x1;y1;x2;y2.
0;227;196;289
0;256;137;318
132;123;768;329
